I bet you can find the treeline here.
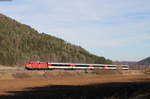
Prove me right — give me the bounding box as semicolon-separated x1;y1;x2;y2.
0;14;112;66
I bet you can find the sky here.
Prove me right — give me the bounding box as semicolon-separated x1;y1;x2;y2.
0;0;150;61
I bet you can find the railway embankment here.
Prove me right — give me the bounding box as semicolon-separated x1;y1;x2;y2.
0;66;145;80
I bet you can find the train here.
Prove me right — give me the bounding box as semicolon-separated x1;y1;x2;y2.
25;61;129;70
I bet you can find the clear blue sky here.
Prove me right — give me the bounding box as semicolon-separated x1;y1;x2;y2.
0;0;150;61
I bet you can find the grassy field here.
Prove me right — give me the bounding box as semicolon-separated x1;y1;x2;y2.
0;71;149;99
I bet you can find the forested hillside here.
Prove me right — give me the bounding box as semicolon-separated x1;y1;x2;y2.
0;14;112;66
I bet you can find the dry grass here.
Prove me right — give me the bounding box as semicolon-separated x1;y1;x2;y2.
0;70;149;99
0;74;150;95
92;69;122;75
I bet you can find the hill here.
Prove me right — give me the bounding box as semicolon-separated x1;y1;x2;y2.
113;61;137;66
138;57;150;65
0;13;112;66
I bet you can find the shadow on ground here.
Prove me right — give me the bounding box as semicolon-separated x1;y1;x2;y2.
1;81;150;99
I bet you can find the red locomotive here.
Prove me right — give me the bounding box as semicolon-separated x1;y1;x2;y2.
25;61;49;70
